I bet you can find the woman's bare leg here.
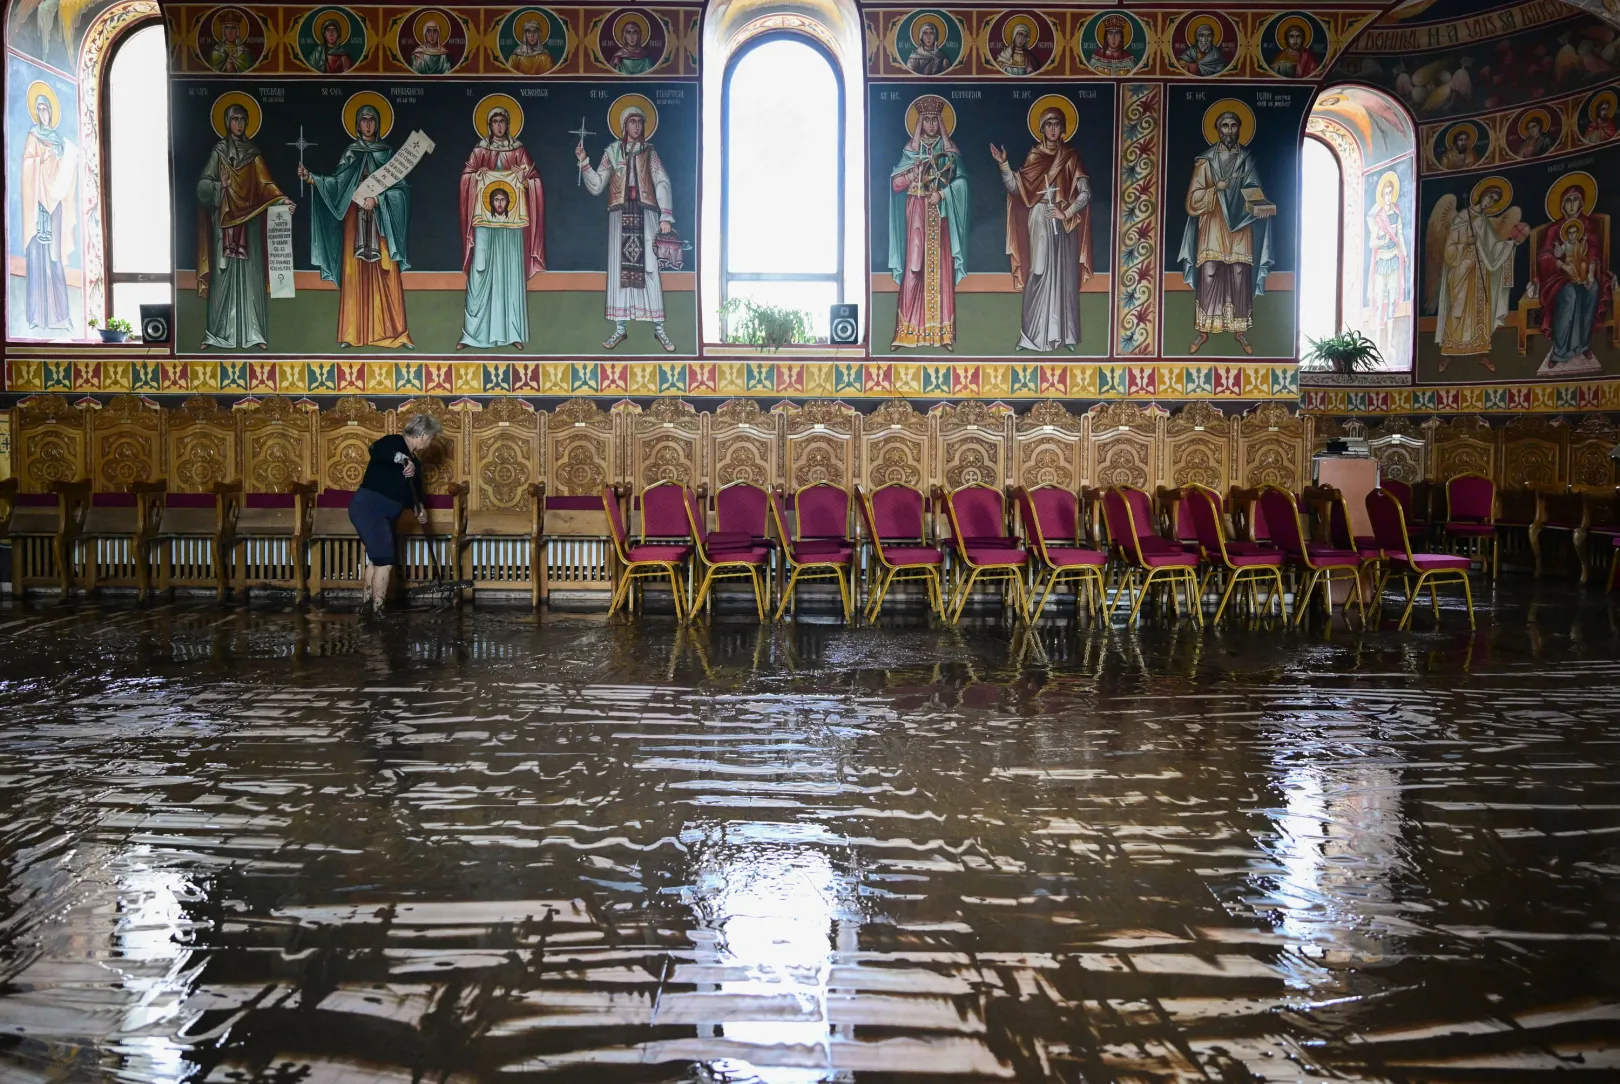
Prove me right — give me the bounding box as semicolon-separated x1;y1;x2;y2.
359;562;376;611
372;564;394;611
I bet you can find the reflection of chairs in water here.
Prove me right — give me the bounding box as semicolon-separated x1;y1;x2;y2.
1515;213;1620;355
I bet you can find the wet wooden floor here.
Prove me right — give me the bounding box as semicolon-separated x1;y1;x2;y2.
1;581;1618;1082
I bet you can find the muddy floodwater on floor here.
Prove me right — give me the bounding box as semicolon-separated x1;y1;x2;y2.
1;582;1618;1083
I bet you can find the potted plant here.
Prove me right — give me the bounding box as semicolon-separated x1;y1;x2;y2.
720;297;814;352
1302;329;1383;375
89;317;134;343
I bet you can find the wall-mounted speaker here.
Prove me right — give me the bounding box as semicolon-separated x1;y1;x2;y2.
829;303;860;345
139;303;172;344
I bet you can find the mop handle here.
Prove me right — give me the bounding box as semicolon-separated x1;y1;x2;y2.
418;505;445;583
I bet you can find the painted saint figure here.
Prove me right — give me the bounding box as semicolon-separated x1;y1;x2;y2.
459;101;545;350
1583;95;1617;144
1535;173;1610;375
577;100;676;351
1425;178;1530;373
1517;114;1555;159
991;99;1092;352
1366;172;1409;362
410;16;452;74
1439;127;1479;170
196;100;293;349
608;18;656;74
1179;104;1274;354
906;20;947;75
1087;15;1136;75
313;16;353;73
994;24;1032;76
20;86;77;332
508;18;555;74
210;11;255;73
1268;21;1318;78
299;101;413;349
888;94;968;350
1178;20;1227;76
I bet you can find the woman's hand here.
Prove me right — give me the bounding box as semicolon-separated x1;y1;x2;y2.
401;459;417;479
414;504;426;523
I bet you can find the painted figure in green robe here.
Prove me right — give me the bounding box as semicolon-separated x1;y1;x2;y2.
196;102;293;350
458;106;545;349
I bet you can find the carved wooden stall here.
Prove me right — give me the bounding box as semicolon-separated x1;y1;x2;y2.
465;398;545;603
235;396;316;598
543;398;616;598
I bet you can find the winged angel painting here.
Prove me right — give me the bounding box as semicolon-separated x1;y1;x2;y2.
1425;176;1530;372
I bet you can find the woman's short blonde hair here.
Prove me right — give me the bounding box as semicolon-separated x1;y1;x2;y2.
401;414;443;441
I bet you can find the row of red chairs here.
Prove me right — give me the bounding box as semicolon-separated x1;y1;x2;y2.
594;479;1487;629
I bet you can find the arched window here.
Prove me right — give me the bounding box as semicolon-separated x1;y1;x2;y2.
105;22;173;332
1303;86;1418;373
1297;136;1343;359
721;34;844;341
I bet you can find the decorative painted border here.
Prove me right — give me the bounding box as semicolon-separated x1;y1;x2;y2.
4;358;1301;400
163;3;703;77
1115;82;1160;357
1303;376;1620;415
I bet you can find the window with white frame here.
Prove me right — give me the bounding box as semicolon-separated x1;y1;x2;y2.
106;22;173;335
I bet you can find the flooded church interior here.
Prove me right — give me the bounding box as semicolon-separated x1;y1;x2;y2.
3;0;1620;1079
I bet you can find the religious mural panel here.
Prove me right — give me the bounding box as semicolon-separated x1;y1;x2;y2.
6;55;82;342
1163;85;1307;360
166;41;699;358
866;82;1116;358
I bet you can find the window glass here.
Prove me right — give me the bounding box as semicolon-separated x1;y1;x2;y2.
1297;137;1341;362
108;24;172;277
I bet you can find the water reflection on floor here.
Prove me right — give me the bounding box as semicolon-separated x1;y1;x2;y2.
1;582;1618;1083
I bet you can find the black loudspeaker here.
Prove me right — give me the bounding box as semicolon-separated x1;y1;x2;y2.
829;303;860;345
139;303;172;344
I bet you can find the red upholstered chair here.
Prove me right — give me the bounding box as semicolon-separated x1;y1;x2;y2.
1100;486;1201;625
1367;487;1476;629
1258;485;1366;627
685;485;770;621
943;484;1028;623
792;481;854;555
1015;486;1106;620
857;484;943;621
1185;484;1284;623
637;480;692;542
712;482;772;554
1444;473;1499;578
1610;535;1620;591
769;488;852;621
603;484;691;620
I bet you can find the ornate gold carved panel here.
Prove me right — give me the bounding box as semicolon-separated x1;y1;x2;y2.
1432;416;1497;481
13;395;87;493
1501;416;1566;487
777;400;856;490
860;399;929;489
934;401;1010;490
1014;400;1084;491
396;397;465;495
1569;415;1619;487
1088;402;1161;490
1367;415;1427;483
547;398;614;496
1165;401;1230;490
631;398;702;486
240;397;316;494
469;398;542;513
319;396;388;492
91;395;163;492
166;394;237;493
1238;401;1303;489
709;399;775;488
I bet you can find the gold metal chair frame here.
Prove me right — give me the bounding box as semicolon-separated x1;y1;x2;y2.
1185;484;1283;624
943;485;1029;624
772;488;853;622
1257;484;1366;628
1016;486;1106;622
603;486;689;621
1372;489;1478;631
857;485;944;623
1105;486;1203;627
689;494;770;623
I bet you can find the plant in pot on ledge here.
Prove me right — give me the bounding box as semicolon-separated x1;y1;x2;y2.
1302;329;1384;376
720;297;814;352
88;317;135;343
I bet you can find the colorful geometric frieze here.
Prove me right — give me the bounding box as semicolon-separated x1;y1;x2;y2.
3;357;1302;400
1302;376;1620;414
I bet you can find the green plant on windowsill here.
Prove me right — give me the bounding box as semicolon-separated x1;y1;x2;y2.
1302;329;1384;375
88;317;134;343
720;297;815;352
